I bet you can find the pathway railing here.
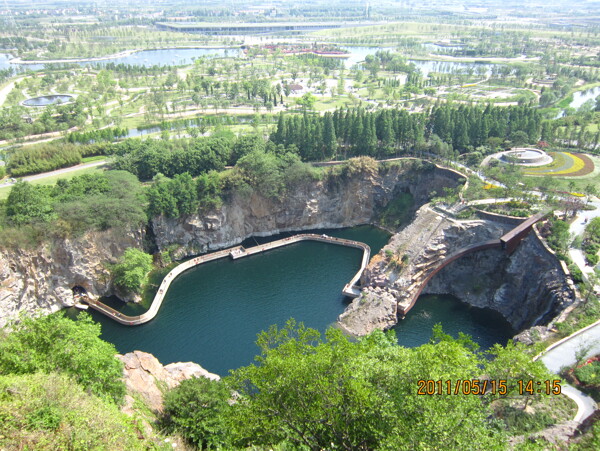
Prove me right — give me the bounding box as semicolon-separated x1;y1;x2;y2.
85;234;370;326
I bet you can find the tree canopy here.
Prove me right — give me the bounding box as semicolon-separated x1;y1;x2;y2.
162;321;554;449
0;312;125;403
111;247;153;294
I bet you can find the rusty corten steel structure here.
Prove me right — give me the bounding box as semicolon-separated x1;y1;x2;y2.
399;211;549;317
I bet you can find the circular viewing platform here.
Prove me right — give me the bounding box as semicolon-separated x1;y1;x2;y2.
496;148;552;167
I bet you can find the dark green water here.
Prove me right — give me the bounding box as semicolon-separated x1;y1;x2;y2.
88;226;514;375
394;294;514;350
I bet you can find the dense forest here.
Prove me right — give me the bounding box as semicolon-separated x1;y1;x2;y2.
271;104;542;160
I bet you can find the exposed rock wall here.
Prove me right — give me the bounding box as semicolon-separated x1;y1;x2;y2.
0;228;144;327
0;162;463;326
151;164;463;258
423;231;574;330
339;206;576;336
119;350;219;413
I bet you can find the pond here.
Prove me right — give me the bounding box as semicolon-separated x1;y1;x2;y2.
555;86;600;118
83;226;514;375
1;48;240;72
22;94;74;106
570;86;600;110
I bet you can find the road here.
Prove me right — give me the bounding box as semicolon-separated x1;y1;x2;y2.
0;77;24;106
536;321;600;423
0;160;108;189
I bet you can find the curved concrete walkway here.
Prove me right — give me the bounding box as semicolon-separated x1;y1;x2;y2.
535;321;600;423
86;233;370;326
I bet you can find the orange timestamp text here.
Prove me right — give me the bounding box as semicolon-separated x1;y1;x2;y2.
417;379;562;396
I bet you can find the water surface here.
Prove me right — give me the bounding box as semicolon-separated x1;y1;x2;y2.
88;226;514;375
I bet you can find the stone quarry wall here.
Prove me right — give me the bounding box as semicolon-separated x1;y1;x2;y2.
0;161;462;326
151;162;458;258
339;206;576;336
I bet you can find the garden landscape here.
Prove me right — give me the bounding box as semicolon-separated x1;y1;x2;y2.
3;0;600;449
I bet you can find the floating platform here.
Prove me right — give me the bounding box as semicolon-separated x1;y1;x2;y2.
86;234;370;326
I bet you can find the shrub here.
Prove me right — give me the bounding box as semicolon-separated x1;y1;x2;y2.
0;373;146;449
0;312;125;403
586;253;599;266
162;376;232;449
568;264;584;284
575;361;600;385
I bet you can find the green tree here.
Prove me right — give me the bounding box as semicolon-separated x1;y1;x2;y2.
5;182;55;225
297;92;317;111
162;376;232;449
547;220;573;254
196;170;223;210
112;248;153;294
485;341;554;409
0;312;125;403
225;321;504;450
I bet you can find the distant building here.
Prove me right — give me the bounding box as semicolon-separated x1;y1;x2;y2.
156;22;369;35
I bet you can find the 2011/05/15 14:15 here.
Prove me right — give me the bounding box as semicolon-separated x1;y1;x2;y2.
417;379;562;395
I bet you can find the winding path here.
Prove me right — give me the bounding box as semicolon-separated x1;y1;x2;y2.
85;233;370;326
0;160;108;189
534;321;600;423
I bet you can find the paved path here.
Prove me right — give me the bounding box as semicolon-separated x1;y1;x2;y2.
536;320;600;423
560;384;597;423
0;160;108;189
541;323;600;373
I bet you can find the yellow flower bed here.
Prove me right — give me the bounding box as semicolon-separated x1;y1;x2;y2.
550;152;585;175
523;151;593;176
483;183;500;190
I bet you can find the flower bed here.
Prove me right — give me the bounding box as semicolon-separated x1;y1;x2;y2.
524;152;595;177
563;356;600;401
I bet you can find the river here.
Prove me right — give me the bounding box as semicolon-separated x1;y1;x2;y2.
84;225;514;375
2;46;504;77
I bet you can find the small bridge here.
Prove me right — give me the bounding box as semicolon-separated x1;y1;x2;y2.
398;211;547;317
83;234;370;326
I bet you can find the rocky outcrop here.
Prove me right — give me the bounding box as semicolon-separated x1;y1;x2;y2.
0;161;463;327
119;350;219;413
423;230;575;330
152;163;463;258
0;228;143;327
339;205;576;336
338;287;398;335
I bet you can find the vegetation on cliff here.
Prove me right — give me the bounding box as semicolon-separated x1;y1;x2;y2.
0;170;146;247
111;248;154;295
0;312;169;449
0;312;125;403
161;320;567;450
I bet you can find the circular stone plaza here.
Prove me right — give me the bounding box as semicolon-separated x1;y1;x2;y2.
491;148;553;167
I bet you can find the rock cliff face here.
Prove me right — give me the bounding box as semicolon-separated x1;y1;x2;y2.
0;161;463;326
0;228;143;327
152;163;463;258
338;206;575;336
119;350;219;413
422;231;574;330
